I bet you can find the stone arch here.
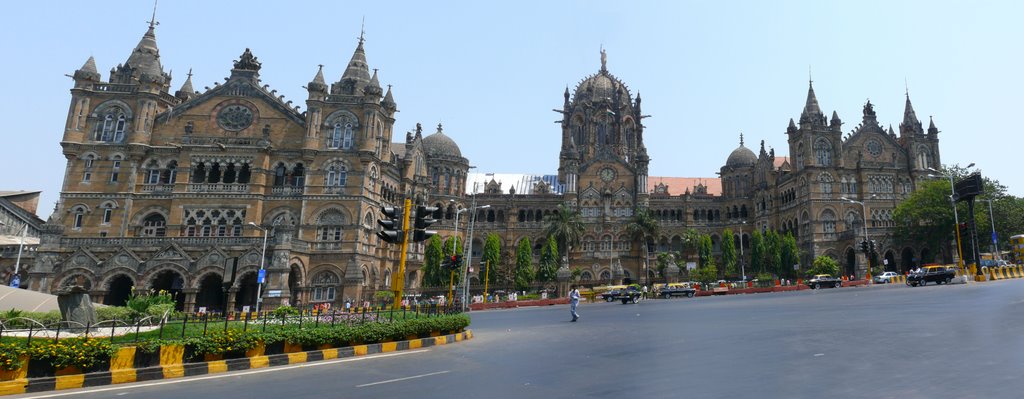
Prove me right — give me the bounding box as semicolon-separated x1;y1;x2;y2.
194;272;225;312
901;247;916;272
52;269;96;293
103;273;135;307
884;250;896;272
845;247;857;278
148;268;187;311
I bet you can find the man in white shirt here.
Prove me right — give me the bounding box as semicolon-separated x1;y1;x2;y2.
569;285;581;322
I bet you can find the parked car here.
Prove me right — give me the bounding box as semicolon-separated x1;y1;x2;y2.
873;271;899;284
906;266;956;286
806;274;842;289
597;285;628;302
608;286;644;304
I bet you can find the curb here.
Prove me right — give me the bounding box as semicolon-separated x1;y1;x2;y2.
0;330;472;395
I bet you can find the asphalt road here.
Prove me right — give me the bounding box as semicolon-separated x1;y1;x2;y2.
14;279;1024;399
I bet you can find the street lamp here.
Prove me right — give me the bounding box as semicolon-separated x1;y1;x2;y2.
0;221;28;288
738;221;746;282
249;222;270;314
841;195;875;279
928;163;973;269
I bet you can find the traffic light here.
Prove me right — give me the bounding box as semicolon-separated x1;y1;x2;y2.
860;240;869;253
377;206;404;244
441;256;452;270
453;254;463;269
448;255;458;270
869;240;877;254
412;205;439;242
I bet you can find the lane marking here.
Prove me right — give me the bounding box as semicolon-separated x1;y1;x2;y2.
17;349;431;399
356;370;451;387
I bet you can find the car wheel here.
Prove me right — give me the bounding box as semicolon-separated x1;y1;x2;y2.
631;296;639;304
836;282;841;288
687;292;695;298
663;293;671;299
946;277;952;284
921;280;927;286
812;284;819;289
906;280;912;286
606;296;614;302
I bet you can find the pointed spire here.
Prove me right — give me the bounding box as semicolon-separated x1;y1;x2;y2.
900;91;923;135
363;68;383;98
381;84;396;110
887;124;895;136
123;17;163;81
312;64;325;85
800;80;824;125
337;36;371;95
927;116;939;135
175;68;195;100
74;56;101;81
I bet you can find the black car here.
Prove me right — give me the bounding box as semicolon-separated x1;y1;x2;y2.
658;285;696;298
608;286;644;304
806;274;842;289
906;266;956;286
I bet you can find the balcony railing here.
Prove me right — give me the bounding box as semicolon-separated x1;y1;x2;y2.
272;186;305;196
141;184;175;193
188;183;249;193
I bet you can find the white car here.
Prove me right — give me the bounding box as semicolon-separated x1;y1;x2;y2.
874;271;899;283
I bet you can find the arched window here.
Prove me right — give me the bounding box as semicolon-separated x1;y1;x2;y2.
82;154;95;182
145;160;160;184
821;209;837;240
330;123;343;149
819;173;834;195
101;203;114;224
72;206;87;229
342;123;354;149
814;138;832;166
311;271;339;302
317;210;344;242
273;163;286;186
916;147;930;170
101;115;114;141
191;162;206;184
114;114;127;142
326;164;348;189
141;213;167;237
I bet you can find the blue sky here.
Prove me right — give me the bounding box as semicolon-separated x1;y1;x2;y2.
1;0;1020;218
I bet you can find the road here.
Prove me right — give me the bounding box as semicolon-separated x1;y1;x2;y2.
13;279;1024;399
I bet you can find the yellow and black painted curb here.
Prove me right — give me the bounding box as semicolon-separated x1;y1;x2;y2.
988;265;1024;281
0;330;472;395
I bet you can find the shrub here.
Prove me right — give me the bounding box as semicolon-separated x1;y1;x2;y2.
27;338;115;370
95;306;133;322
185;329;259;356
808;256;840;277
272;305;300;319
0;342;27;371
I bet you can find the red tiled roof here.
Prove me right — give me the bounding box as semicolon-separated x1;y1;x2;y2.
648;176;722;196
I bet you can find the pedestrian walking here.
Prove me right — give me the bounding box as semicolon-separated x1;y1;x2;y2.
642;285;648;300
569;285;581;322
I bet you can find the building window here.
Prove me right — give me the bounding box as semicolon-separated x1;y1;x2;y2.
814;138;832;166
182;208;245;237
311;271;340;302
342;123;354;149
326;164;347;189
821;210;837;240
330;123;342;149
317;210;344;241
102;207;112;224
819;173;834;195
141;214;167;237
72;207;86;229
110;160;121;182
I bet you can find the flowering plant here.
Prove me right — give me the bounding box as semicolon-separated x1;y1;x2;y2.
0;342;27;371
27;338;115;370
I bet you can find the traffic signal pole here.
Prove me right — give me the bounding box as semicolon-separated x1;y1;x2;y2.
390;199;413;309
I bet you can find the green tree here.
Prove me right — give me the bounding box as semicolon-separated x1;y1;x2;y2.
483;233;502;285
764;230;782;277
691;260;719;285
780;233;800;278
537;236;560;283
544;203;585;266
808;255;840;277
422;235;445;287
515;238;535;291
626;208;660;284
655;252;676;278
697;234;713;267
750;231;765;273
682;228;701;262
721;229;737;277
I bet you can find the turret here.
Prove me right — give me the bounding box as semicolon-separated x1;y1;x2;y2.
306;64;327;100
175;69;196;101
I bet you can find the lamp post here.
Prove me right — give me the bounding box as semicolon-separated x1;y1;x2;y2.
739;221;746;282
929;163;973;270
841;195;873;279
0;222;28;288
249;222;270;314
982;198;998;261
451;202;469;300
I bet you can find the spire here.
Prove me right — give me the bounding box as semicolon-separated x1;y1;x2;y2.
739;132;745;147
381;84;396;110
799;80;824;124
336;36;371;95
364;68;383;97
175;68;195;100
927;116;939;135
122;18;164;82
786;117;797;135
900;91;923;135
312;64;326;85
831;110;841;127
307;64;327;94
74;56;101;81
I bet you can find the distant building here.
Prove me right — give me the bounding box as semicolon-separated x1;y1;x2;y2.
0;191;44;286
36;20;942;309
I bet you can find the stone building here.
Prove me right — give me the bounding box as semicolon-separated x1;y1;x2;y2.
455;54;943;287
33;22;447;311
35;22;943;308
0;191;44;286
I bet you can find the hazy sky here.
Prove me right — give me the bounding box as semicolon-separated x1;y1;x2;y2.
1;0;1020;218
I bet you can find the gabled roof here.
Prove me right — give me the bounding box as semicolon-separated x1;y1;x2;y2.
648;177;722;197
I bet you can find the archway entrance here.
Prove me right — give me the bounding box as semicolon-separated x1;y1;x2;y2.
235;272;258;311
845;248;857;277
150;270;186;311
884;250;896;272
104;274;134;307
901;247;916;273
195;274;224;312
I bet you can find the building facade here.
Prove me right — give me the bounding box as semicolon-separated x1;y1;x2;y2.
36;23;942;309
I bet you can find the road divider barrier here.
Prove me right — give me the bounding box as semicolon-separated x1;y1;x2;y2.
989;265;1024;281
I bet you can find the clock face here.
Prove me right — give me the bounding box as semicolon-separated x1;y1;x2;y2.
600;167;615;182
866;139;882;157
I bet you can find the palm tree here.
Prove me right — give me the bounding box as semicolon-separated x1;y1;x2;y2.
544;203;585;269
626;208;660;285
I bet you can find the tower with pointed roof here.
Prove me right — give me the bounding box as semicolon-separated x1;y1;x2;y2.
787;80;844;172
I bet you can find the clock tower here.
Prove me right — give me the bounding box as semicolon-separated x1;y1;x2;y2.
556;50;650;217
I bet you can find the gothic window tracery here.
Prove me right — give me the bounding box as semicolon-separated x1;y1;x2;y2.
182;208;245;237
819;173;834;195
814;138;832;166
317;210;344;242
82;154;95;182
141;213;166;237
311;271;339;302
820;209;837;240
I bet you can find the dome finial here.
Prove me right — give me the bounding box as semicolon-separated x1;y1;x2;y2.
739;132;744;147
147;0;159;30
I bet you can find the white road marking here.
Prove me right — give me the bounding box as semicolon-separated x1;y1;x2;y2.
355;370;451;388
16;349;431;399
814;353;825;357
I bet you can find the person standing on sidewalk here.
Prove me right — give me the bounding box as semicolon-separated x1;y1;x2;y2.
569;285;581;322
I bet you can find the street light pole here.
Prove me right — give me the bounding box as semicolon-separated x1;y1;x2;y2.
983;198;998;261
929;163;973;270
249;222;269;314
739;221;746;282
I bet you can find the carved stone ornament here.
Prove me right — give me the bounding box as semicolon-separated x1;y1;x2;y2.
217;105;254;131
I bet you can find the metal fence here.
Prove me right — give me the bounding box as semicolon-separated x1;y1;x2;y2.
0;303;461;347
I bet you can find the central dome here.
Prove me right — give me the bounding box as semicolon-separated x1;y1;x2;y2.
422;124;462;158
725;139;756;167
574;71;630;102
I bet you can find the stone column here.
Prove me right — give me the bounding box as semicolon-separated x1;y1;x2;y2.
556;256;571;298
226;287;239;312
182;288;199;312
